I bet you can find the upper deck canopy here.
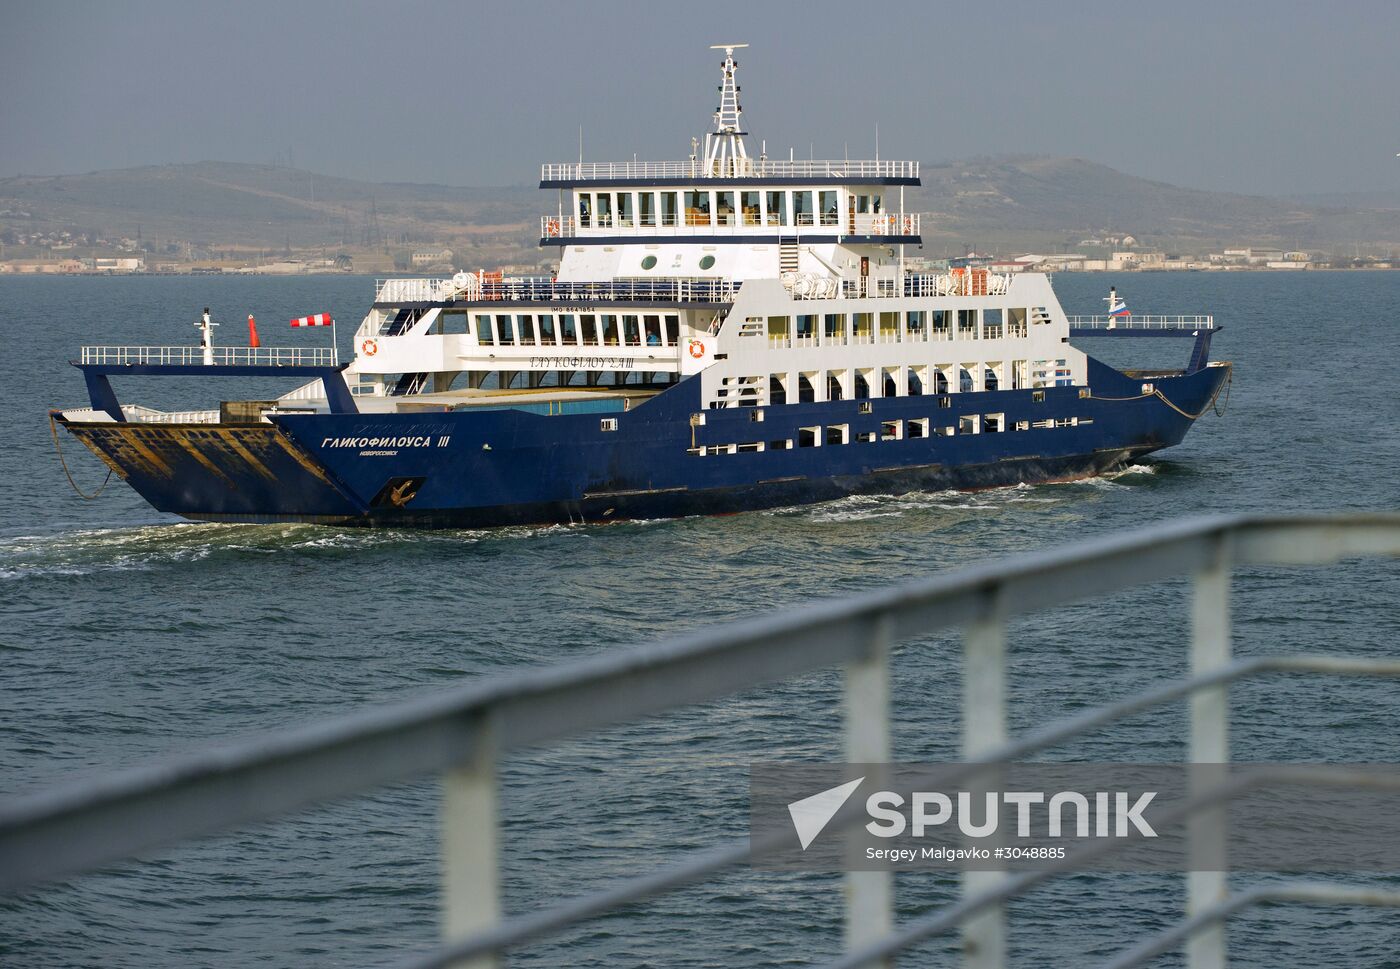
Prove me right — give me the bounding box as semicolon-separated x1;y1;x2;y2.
540;158;920;188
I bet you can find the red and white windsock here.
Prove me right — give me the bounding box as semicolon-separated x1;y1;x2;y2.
290;312;334;327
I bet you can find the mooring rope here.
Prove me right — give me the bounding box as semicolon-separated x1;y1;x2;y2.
49;413;113;500
1094;363;1233;420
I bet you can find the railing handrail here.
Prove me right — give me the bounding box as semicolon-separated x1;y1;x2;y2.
79;345;336;367
1067;315;1215;328
541;159;920;182
542;212;920;237
4;513;1400;968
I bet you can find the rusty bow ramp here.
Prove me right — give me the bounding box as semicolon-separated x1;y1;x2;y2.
54;418;367;523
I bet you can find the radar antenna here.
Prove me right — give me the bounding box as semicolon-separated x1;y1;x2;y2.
704;44;750;177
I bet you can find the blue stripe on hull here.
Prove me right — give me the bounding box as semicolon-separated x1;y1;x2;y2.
65;357;1228;529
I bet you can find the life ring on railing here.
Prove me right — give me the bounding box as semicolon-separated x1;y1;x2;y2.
902;216;913;234
545;218;561;237
688;339;706;359
361;338;379;357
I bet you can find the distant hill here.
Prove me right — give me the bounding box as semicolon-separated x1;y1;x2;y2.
912;156;1400;253
2;157;1398;259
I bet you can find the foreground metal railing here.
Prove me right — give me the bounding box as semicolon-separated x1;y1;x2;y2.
2;514;1399;969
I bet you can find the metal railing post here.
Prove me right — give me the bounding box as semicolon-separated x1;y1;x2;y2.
442;717;501;969
844;613;894;962
1187;540;1232;969
963;588;1008;969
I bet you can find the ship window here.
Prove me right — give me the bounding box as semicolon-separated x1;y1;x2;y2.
661;191;679;227
580;314;599;346
716;191;736;227
938;395;951;409
826;424;849;445
741;191;762;226
909;418;929;439
908;366;926;396
600;418;619;432
856;195;871;214
959;415;980;435
1015;420;1030;431
641;255;657;270
798;372;816;403
475;314;493;345
959;366;975;393
495;314;515;345
958;309;978;337
907;311;925;340
1009;307;1028;337
516;314;536;344
578;193;592;228
770;439;792;450
769;375;788;406
796;314;816;339
699;254;716;270
938;425;955;437
1032;390;1046;403
616;192;634;227
595;192;613;228
984;308;1004;340
1079;387;1091;399
853;313;872;340
766;190;787;226
826;371;844;401
639;191;656;227
820;191;838;226
824;314;845;343
601;314;620;346
644;314;662;346
622;314;641;346
984;413;1004;433
799;426;820;447
931;310;951;340
882;420;903;441
879;312;899;339
853;371;871;399
859;401;873;415
685;190;711;226
856;431;877;443
882;368;899;397
794;191;814;226
737;442;763;452
984;365;1000;392
538;314;556;344
664;315;680;345
560;314;578;344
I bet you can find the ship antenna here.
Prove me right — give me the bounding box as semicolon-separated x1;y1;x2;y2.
704;44;750;178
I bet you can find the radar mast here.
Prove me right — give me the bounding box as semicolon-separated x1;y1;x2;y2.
703;44;749;177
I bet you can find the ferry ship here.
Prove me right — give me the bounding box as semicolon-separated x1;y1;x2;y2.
53;47;1230;528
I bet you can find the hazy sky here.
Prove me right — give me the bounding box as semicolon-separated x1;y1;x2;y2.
3;0;1398;196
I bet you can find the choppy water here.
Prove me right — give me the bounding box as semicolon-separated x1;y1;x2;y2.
2;272;1399;967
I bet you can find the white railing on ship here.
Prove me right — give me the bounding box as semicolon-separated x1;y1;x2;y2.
120;404;221;424
541;212;920;238
541;158;919;181
375;278;454;303
783;271;1014;300
1067;315;1216;330
80;346;336;367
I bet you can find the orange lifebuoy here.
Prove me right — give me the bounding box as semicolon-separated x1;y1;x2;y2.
687;339;705;359
361;338;379;357
545;218;561;237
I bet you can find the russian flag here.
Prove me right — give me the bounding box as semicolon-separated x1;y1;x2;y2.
1108;298;1131;318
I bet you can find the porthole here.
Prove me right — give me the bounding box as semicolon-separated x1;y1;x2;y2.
699;254;716;270
641;255;658;270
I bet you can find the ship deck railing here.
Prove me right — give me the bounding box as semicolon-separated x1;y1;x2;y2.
374;276;740;306
541;211;920;238
1066;315;1216;330
79;345;338;367
541;158;919;182
5;513;1400;969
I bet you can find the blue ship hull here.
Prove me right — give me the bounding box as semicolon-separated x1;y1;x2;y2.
60;357;1227;528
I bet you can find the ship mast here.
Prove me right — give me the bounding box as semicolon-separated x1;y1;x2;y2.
703;44;749;178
